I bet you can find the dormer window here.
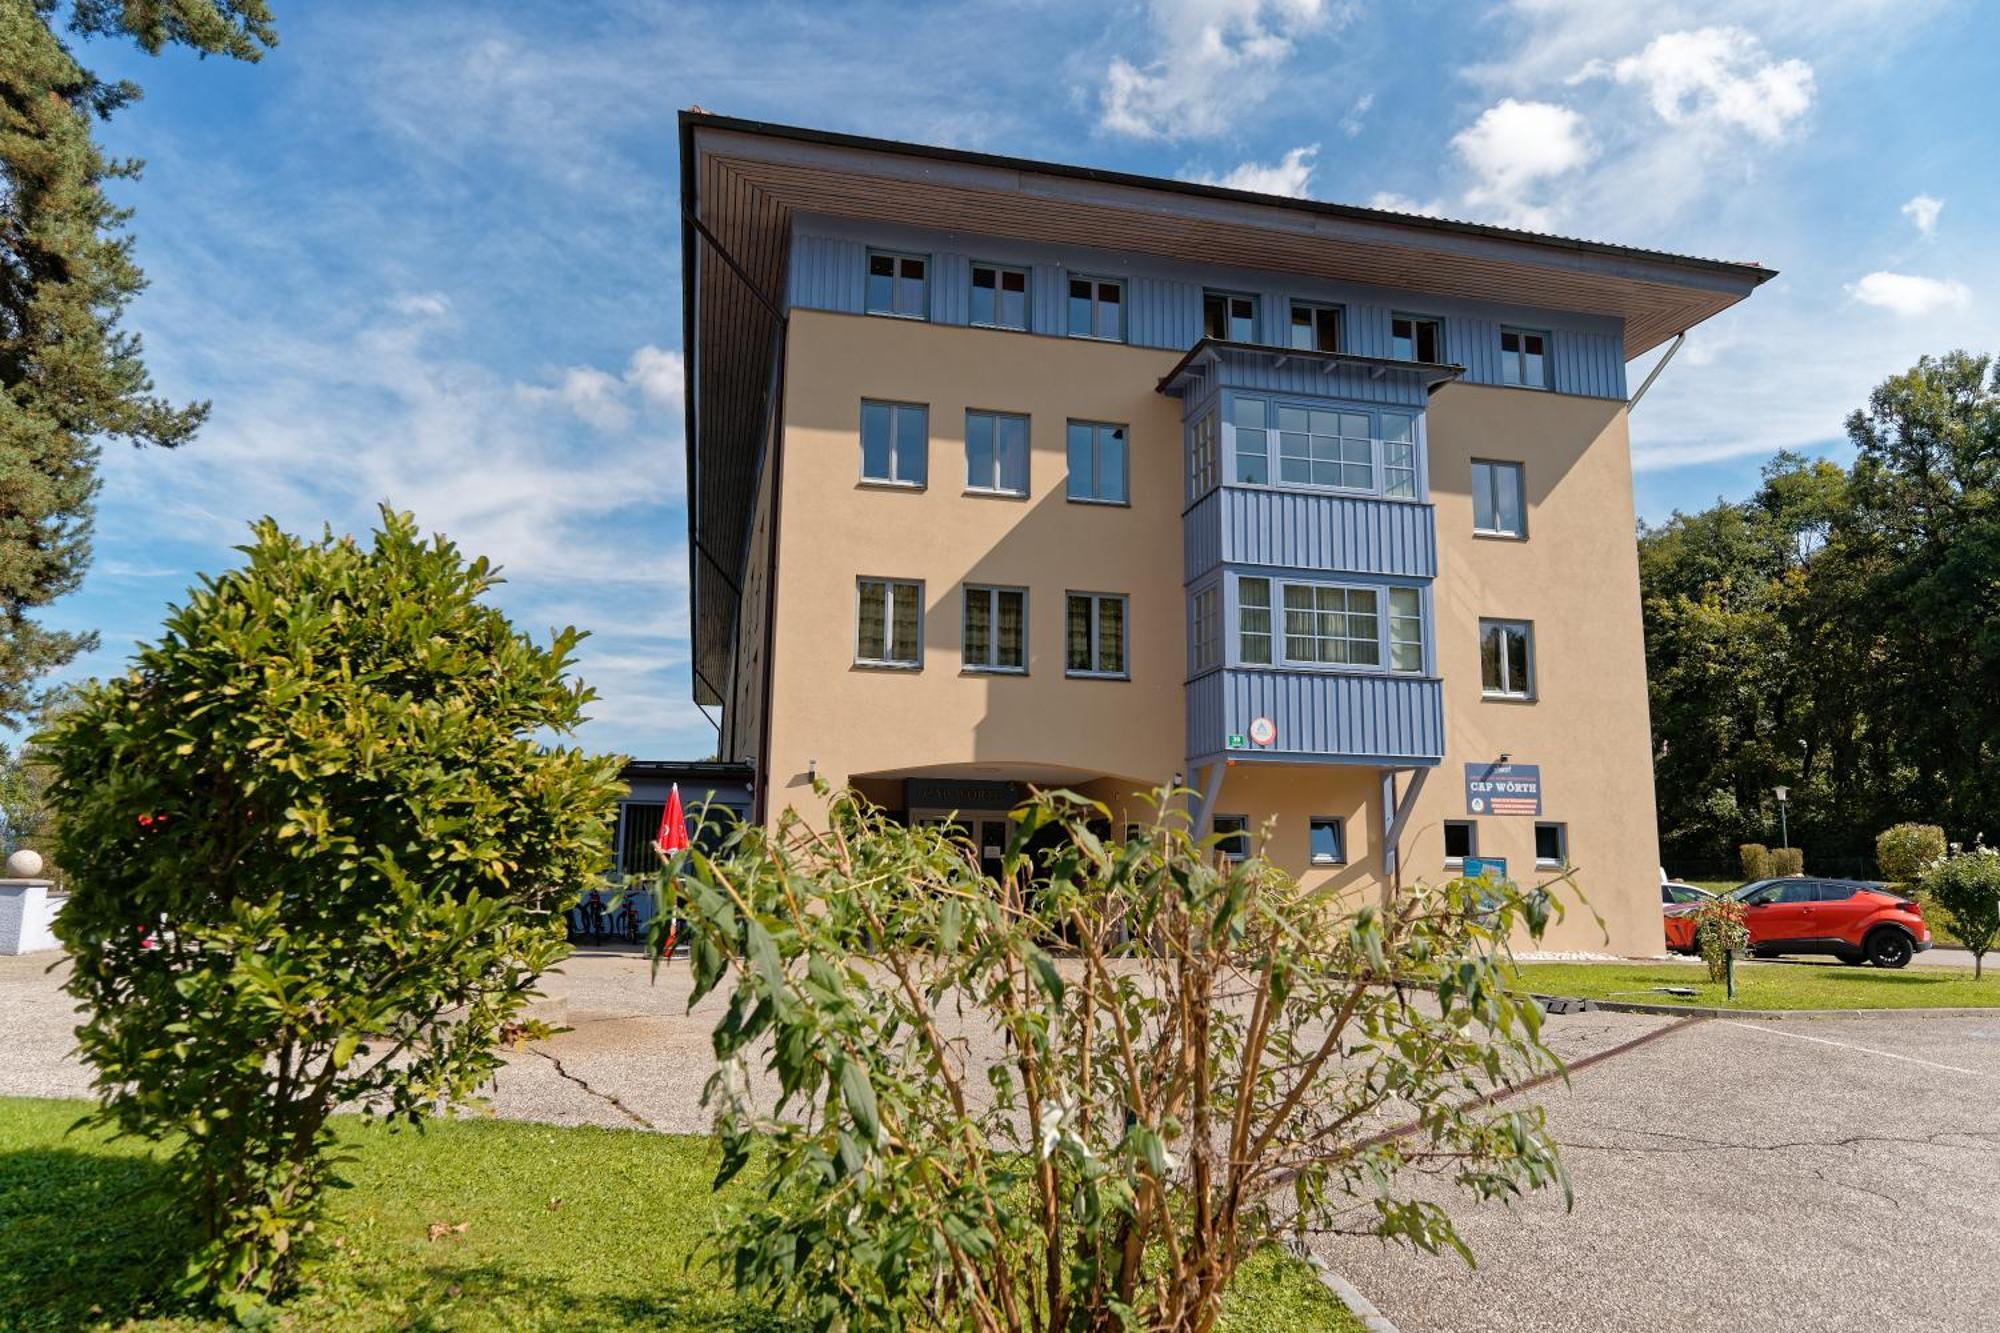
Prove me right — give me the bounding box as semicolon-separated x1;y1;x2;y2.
1500;327;1551;388
1289;301;1342;352
1203;291;1259;342
1391;314;1443;362
866;251;929;319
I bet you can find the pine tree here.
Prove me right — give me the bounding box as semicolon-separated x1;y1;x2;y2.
0;1;275;724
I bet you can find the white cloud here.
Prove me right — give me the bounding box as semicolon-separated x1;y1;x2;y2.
1574;27;1813;142
389;291;453;319
1340;91;1373;137
624;344;684;408
1901;193;1943;237
1096;0;1346;139
1847;272;1972;317
1190;144;1318;197
1451;99;1594;230
1366;191;1447;218
516;344;683;432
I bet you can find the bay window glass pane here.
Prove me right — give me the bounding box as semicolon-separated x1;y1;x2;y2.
1239;577;1272;665
1389;587;1423;673
1345;589;1380;665
1283;585;1315;660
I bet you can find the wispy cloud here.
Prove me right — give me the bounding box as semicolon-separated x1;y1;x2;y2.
1572;27;1813;142
1096;0;1350;139
1187;144;1319;197
1901;193;1943;237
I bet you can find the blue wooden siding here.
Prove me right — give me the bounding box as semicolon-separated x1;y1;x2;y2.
1187;670;1444;765
787;229;1629;400
1184;489;1222;583
1217;490;1435;578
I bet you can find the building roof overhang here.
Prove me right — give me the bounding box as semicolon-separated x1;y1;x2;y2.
1157;338;1465;398
678;111;1777;706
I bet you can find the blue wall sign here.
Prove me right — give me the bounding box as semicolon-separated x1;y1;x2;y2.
1462;856;1508;883
1464;762;1541;817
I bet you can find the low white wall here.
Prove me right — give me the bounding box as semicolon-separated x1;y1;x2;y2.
0;880;62;955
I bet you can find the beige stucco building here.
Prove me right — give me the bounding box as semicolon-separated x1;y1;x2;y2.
676;113;1771;954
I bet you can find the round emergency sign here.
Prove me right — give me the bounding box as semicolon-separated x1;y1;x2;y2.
1248;716;1277;747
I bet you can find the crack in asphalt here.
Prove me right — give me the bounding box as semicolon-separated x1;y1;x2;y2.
1557;1121;2000;1157
524;1047;656;1130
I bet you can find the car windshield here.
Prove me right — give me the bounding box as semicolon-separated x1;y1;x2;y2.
1724;882;1770;902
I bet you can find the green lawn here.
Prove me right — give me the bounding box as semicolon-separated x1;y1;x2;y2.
1513;961;1999;1010
0;1097;1357;1331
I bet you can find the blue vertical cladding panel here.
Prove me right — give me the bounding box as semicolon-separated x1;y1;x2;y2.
1344;304;1393;359
1552;327;1627;398
1132;275;1202;347
932;252;971;325
1215;356;1433;407
1184;490;1222;584
790;232;867;312
1192;670;1444;764
1218;491;1435;578
1032;265;1066;336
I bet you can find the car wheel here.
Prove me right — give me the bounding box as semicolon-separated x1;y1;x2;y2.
1865;930;1914;969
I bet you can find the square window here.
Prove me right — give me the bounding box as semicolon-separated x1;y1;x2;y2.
1391;315;1443;363
1069;277;1125;341
1444;820;1477;864
1066;592;1128;677
1213;814;1249;861
965;411;1029;496
1479;619;1534;698
860;401;928;486
1500;328;1551;388
963;585;1027;672
1289;302;1341;352
866;250;928;319
1203;291;1260;342
1309;817;1345;864
1067;421;1129;504
1472;460;1526;536
857;578;922;667
970;263;1028;329
1535;822;1567;868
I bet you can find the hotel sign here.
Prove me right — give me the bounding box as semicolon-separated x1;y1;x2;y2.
905;777;1025;812
1464;762;1541;817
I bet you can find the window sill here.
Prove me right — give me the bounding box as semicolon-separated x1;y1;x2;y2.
853;660;923;672
1066;496;1131;508
1310;858;1347;867
865;310;930;322
1066;333;1126;344
1481;690;1537;704
962;667;1027;677
1065;671;1130;681
858;479;927;492
964;487;1029;501
1472;529;1528;542
969;321;1028;333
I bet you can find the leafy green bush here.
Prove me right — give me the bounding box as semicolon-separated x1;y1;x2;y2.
1693;898;1751;982
1738;843;1772;881
1924;846;2000;978
1877;823;1946;883
670;786;1570;1332
40;510;624;1313
1769;846;1804;877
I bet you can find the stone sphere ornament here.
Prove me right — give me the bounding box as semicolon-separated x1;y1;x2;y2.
6;849;45;879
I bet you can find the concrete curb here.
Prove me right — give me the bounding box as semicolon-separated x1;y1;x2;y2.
1299;1251;1401;1333
1536;993;2000;1021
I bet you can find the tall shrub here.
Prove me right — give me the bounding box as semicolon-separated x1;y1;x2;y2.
1876;823;1946;883
41;510;624;1311
1925;847;2000;978
1769;846;1804;877
1738;843;1773;881
670;788;1570;1332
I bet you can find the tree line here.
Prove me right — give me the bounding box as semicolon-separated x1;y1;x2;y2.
1640;350;2000;876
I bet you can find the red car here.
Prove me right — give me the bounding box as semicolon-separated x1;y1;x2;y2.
1660;882;1713;953
1686;878;1931;968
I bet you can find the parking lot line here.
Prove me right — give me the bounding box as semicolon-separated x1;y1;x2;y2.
1716;1019;1988;1076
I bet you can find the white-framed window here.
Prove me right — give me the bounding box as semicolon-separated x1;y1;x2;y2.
1233;395;1268;485
1283;584;1381;667
963;585;1027;673
1444;819;1477;866
857;577;923;668
1067;421;1129;504
1066;592;1128;678
1480;619;1534;698
860;401;927;487
1191;586;1221;674
1472;459;1526;536
1309;817;1346;864
1391;314;1444;362
866;250;928;319
1279;405;1373;489
1289;301;1342;352
1203;290;1259;342
965;410;1029;496
1500;328;1551;388
1067;276;1125;341
1189;409;1219;500
1239;576;1273;665
1213;813;1250;861
1535;822;1567;868
1382;412;1418;498
970;263;1028;329
1388;587;1423;673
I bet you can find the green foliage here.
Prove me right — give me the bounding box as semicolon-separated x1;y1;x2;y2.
1738;844;1772;882
1768;847;1803;878
1923;847;2000;978
670;786;1569;1333
1692;899;1750;983
1876;823;1946;883
0;3;273;724
37;511;624;1314
1511;962;1998;1011
1643;354;2000;872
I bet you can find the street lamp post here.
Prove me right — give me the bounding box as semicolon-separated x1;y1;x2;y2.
1774;785;1790;851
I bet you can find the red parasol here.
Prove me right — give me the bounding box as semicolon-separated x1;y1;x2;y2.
652;784;688;961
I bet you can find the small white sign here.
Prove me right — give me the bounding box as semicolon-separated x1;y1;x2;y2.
1248;716;1277;747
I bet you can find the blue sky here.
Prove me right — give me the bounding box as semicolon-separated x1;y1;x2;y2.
43;0;1998;758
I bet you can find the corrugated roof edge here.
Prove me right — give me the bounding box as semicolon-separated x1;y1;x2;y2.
678;110;1778;287
1157;339;1466;395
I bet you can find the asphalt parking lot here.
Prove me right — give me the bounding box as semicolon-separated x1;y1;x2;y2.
5;949;1999;1331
